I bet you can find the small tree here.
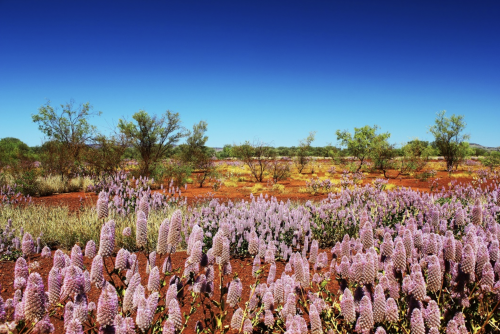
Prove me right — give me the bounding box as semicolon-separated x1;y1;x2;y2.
178;121;218;187
233;141;272;182
84;134;130;179
428;110;470;170
396;139;432;175
118;110;188;176
294;131;316;173
336;125;390;172
32;100;100;162
268;150;291;184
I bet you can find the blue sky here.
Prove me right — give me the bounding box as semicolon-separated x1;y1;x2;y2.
1;0;499;148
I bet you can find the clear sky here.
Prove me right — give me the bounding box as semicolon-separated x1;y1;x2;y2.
1;0;499;148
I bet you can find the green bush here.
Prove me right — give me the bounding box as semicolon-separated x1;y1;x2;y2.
14;169;40;196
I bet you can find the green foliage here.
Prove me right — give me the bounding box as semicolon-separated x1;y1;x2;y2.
162;159;193;187
0;137;32;168
232;141;273;182
215;144;235;159
336;125;391;172
428;110;470;170
118;110;188;176
84;134;129;178
294;131;316;173
32;100;100;161
14;169;40;196
481;151;500;171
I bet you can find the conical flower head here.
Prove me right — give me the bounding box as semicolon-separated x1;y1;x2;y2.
489;240;499;262
85;240;96;259
309;304;323;334
168;299;182;330
221;238;230;265
385;298;399;323
136;216;148;248
243;318;253;334
139;196;149;218
71;244;84;269
98;222;115;257
411;308;425;334
97;196;109;220
157;218;170;255
24;272;46;323
167;209;182;253
361;222;374;250
61;265;84;300
394;240;407;273
91;255;105;288
444;235;456;261
309;240;319;264
461;244;475;274
356;296;374;333
403;230;414;259
227;278;242;308
231;308;244;330
48;267;62;306
97;283;118;327
425;300;440;329
340;288;356;323
480;262;494;290
410;271;427;301
22;232;35;257
15;257;29;282
162;319;175;334
455;208;464;226
427;255;442;293
373;284;386;323
476;243;489;276
148;266;160;292
248;231;259;255
115;248;130;271
472;199;482;225
53;249;66;269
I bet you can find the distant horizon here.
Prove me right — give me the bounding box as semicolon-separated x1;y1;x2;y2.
1;0;499;147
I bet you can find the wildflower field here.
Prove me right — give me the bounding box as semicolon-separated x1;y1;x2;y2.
0;167;499;334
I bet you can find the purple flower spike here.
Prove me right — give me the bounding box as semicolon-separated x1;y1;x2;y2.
373;285;386;323
157;218;170;255
24;272;46;323
356;296;374;334
71;244;84;269
340;288;356;323
411;308;425;334
97;283;118;327
309;304;323;334
385;298;399;323
85;240;96;259
91;255;104;289
22;232;35;257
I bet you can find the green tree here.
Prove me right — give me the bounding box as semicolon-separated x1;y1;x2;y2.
336;125;390;172
118;110;188;176
32;100;100;161
428;110;470;170
178;121;218;187
294;131;316;173
233;141;273;182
